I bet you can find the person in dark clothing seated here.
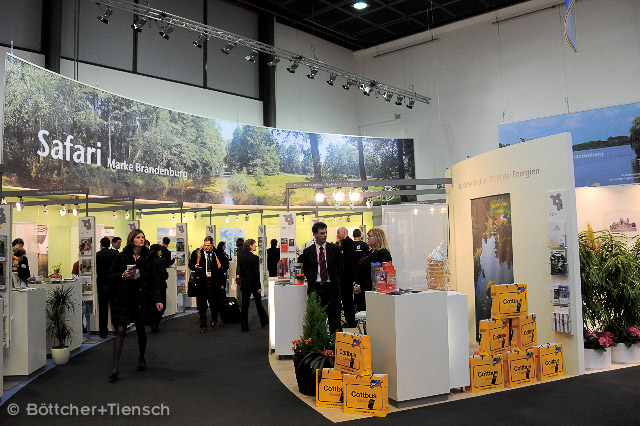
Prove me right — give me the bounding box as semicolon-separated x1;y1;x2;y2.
266;239;280;277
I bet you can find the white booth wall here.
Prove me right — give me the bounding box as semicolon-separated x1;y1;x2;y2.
576;185;640;238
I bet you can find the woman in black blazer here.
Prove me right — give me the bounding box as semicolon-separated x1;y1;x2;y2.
354;228;392;312
237;239;268;332
108;229;163;382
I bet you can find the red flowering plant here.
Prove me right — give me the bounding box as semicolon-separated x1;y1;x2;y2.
615;326;640;348
583;331;615;351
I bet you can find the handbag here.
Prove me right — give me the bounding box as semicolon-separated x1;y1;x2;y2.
187;273;198;297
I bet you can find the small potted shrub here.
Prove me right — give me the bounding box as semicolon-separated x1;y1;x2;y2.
583;331;614;370
46;285;77;365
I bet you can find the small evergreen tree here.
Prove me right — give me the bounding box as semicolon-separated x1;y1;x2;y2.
300;293;329;353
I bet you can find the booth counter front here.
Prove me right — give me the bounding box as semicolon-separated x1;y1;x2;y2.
268;279;306;356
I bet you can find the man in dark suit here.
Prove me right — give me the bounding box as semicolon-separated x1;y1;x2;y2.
337;227;357;328
96;237;118;338
301;222;343;333
189;236;225;333
266;239;280;277
352;228;368;264
160;236;175;267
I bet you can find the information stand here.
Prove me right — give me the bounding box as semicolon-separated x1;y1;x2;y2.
3;288;46;375
268;279;306;356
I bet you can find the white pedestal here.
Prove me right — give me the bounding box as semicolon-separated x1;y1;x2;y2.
367;291;451;405
3;289;47;375
584;348;612;370
0;302;3;398
268;280;306;355
165;268;177;316
31;281;83;354
447;291;470;389
229;262;240;304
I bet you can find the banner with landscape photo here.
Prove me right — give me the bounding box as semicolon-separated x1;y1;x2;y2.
2;55;414;205
498;102;640;187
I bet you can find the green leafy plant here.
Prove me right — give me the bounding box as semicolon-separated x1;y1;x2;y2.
46;286;77;349
294;293;335;382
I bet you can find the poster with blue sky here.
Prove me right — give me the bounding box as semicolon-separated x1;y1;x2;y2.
498;102;640;187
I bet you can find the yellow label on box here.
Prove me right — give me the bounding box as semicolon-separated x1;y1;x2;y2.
511;313;537;350
491;283;528;319
506;349;537;387
343;374;388;417
478;319;510;356
316;369;344;408
334;332;372;376
468;355;505;393
534;344;564;381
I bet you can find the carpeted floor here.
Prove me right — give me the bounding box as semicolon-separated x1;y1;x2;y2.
1;304;640;425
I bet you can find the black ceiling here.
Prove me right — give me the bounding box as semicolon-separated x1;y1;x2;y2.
236;0;531;50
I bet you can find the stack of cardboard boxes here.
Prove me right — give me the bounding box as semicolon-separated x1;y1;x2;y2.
468;284;564;393
315;332;389;417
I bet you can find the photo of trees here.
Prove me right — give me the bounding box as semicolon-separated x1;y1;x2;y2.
2;55;414;206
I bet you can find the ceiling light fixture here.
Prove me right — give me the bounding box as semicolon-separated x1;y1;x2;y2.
131;15;147;32
60;205;67;216
346;216;351;222
225;215;230;223
236;215;240;222
301;215;305;223
326;74;337;85
306;67;318;79
348;189;361;202
15;197;24;212
406;99;416;109
315;191;325;203
342;80;355;90
267;56;280;67
193;33;207;48
159;24;173;39
382;91;393;102
72;204;79;216
395;95;404;106
221;42;236;54
287;59;300;73
137;209;143;219
0;198;6;205
353;2;369;10
245;49;258;62
125;211;130;220
365;198;373;209
171;213;176;223
333;189;345;203
43;205;48;217
193;212;197;221
112;210;117;220
97;6;113;24
245;214;249;222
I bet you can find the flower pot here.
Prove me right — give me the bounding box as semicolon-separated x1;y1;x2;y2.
611;343;640;364
293;354;316;396
51;347;70;365
584;348;611;370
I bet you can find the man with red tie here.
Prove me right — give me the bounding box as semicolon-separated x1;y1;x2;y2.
301;222;344;333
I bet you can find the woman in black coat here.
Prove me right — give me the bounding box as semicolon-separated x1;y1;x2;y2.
237;239;268;332
108;229;163;382
216;241;230;291
353;228;392;312
149;244;169;333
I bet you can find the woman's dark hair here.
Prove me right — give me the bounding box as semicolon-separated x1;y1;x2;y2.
126;229;145;247
12;238;24;247
270;239;278;248
236;238;244;248
217;241;226;251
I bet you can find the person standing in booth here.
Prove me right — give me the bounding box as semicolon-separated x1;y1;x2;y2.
337;227;357;328
96;237;118;338
189;236;224;333
149;244;168;333
160;237;175;267
111;236;122;252
266;239;280;277
353;228;392;312
352;229;368;265
301;222;344;334
12;238;34;283
108;229;163;382
215;241;230;292
237;239;268;332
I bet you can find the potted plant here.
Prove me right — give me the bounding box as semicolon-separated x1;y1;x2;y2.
46;285;77;365
583;331;614;369
292;293;334;396
50;263;62;281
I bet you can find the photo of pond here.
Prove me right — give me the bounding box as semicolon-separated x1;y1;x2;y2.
471;194;514;341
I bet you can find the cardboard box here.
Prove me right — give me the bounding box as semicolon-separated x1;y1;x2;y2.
511;313;537;350
334;332;372;376
478;318;510;356
505;349;537;387
343;374;388;417
490;283;528;319
468;354;505;393
534;344;564;381
315;369;344;408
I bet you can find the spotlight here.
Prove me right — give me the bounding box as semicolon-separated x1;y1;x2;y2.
131;16;147;32
429;206;435;214
326;74;337;86
354;2;369;10
193;212;197;221
441;206;448;214
306;67;318;79
267;56;280;67
97;7;113;24
395;95;404;106
339;217;343;222
362;86;372;96
15;197;24;211
414;208;419;215
236;215;240;222
159;24;174;40
342;80;355;90
43;206;48;217
72;204;79;217
171;213;176;223
193;33;207;48
225;215;230;223
301;215;305;223
334;201;340;210
60;205;67;216
349;201;355;210
315;192;325;203
348;189;361;202
365;198;373;209
0;197;5;204
406;98;416;109
333;189;345;203
333;217;337;223
112;211;117;220
346;216;351;222
382;91;393;102
245;214;249;222
125;211;130;220
137;210;143;219
245;50;258;62
221;43;236;54
287;60;300;73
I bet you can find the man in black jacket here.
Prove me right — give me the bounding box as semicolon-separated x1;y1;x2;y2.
337;227;357;328
189;236;224;333
266;239;280;277
301;222;343;333
160;237;175;267
96;237;118;338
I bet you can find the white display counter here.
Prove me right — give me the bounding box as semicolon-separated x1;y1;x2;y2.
367;290;451;406
165;268;178;316
268;279;306;356
3;289;47;376
31;280;83;354
447;291;470;389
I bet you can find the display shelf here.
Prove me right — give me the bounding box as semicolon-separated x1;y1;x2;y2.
268;279;306;355
165;268;178;316
3;289;46;376
367;290;451;406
